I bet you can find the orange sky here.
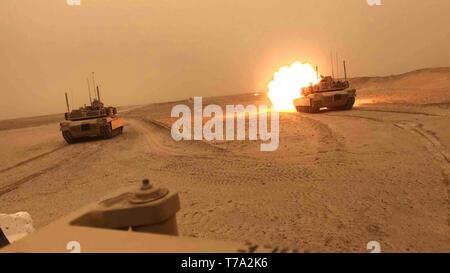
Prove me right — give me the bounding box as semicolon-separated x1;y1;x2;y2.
1;0;449;119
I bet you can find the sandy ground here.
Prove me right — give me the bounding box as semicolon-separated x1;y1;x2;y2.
0;68;449;252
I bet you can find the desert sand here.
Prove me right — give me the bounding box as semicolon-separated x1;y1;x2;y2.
0;68;449;252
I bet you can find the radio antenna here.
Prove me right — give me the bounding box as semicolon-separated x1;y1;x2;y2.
71;89;74;110
96;86;101;102
343;60;347;81
336;52;340;81
92;72;98;100
65;92;70;112
87;78;92;104
315;66;319;81
330;51;335;79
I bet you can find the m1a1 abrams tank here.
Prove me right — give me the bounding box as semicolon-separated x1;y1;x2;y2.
59;84;124;144
294;60;356;113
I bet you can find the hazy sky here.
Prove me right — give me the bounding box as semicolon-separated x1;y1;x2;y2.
1;0;449;119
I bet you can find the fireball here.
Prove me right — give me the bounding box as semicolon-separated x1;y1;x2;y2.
267;61;320;111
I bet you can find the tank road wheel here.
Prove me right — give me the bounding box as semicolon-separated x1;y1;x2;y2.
295;106;309;113
310;101;321;113
344;97;355;110
62;131;76;144
101;124;113;139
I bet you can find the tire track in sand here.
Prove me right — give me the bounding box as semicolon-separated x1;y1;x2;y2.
128;118;196;157
0;164;60;196
394;121;450;225
394;121;450;164
0;145;66;174
0;139;108;196
128;118;229;158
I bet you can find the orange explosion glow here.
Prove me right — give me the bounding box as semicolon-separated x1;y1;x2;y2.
267;61;320;111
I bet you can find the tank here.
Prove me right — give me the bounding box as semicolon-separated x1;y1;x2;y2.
59;85;124;144
294;60;356;113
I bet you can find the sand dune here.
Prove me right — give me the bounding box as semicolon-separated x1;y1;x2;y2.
350;67;450;106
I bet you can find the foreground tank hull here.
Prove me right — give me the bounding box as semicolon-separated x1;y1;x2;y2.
60;116;124;144
293;88;356;113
